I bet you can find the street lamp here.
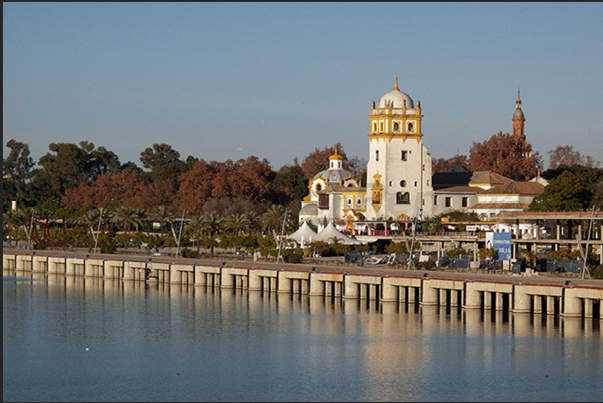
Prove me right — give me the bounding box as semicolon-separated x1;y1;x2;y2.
93;207;104;254
175;209;188;258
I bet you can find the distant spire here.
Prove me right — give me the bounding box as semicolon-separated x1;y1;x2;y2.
393;76;399;91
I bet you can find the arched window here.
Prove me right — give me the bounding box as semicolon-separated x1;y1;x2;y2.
408;123;414;132
380;123;383;132
396;192;410;205
393;122;399;131
373;123;377;132
316;184;322;192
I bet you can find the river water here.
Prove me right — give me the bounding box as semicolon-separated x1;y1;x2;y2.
3;271;602;402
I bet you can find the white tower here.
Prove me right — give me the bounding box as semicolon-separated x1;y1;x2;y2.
365;77;433;221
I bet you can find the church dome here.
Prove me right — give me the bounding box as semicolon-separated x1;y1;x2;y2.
378;76;414;109
513;107;525;120
314;167;354;186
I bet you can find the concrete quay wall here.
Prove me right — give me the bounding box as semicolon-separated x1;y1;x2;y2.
4;252;602;319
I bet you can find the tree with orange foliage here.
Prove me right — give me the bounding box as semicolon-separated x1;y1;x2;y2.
432;154;471;173
61;171;146;210
469;132;543;181
300;143;347;179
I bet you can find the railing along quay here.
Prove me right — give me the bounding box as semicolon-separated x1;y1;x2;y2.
4;252;603;321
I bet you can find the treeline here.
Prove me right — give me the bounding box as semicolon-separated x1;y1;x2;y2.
3;140;366;221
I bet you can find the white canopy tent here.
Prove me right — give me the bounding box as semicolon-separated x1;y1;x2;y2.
313;222;362;245
286;221;318;247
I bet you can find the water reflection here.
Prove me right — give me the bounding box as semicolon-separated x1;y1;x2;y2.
3;270;602;402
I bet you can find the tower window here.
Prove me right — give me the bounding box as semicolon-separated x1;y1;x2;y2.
318;194;329;209
380;123;383;132
393;122;399;131
408;123;414;132
414;181;418;187
373;123;377;132
400;180;406;187
316;184;322;192
375;150;379;161
401;151;407;161
396;192;410;205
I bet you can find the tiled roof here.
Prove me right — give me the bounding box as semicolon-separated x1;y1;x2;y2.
434;186;482;194
318;186;367;194
469;171;514;187
480;181;544;195
471;203;531;210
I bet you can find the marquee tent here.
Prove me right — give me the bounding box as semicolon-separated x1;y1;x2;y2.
312;222;362;245
286;221;318;247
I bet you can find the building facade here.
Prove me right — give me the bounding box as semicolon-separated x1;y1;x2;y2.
299;78;434;230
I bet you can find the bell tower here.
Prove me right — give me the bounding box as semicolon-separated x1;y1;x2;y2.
513;89;526;140
365;77;433;221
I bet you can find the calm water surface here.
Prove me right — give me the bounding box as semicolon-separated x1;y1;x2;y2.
3;271;602;402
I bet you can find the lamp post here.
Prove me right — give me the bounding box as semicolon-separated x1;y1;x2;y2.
276;209;290;264
93;207;104;254
175;209;187;258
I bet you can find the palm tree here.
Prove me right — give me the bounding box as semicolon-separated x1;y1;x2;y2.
4;208;30;246
111;206;141;233
262;204;286;235
149;205;176;235
201;211;223;254
185;215;205;254
201;211;223;237
243;211;262;233
225;213;251;235
134;208;147;232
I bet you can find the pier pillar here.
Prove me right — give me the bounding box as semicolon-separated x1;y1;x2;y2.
33;255;48;273
420;280;438;306
439;289;447;306
248;270;263;291
495;292;504;311
562;288;582;317
533;295;542;314
547;296;556;315
380;277;397;302
512;285;531;314
483;291;492;310
584;299;593;318
451;290;460;307
463;282;481;309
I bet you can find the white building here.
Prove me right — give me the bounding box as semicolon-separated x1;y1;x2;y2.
299;77;434;230
365;77;433;222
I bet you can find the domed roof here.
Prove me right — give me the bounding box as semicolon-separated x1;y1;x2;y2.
314;167;354;186
513;108;525;120
329;152;344;161
378;76;414;109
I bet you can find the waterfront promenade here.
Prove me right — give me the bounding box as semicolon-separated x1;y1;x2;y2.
3;245;602;288
5;246;603;320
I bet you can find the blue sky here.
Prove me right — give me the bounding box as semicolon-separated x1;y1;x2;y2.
4;2;603;171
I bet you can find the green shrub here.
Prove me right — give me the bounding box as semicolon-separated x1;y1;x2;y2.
447;247;468;257
181;249;199;259
591;265;603;279
416;260;436;270
285;253;303;263
100;243;116;254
